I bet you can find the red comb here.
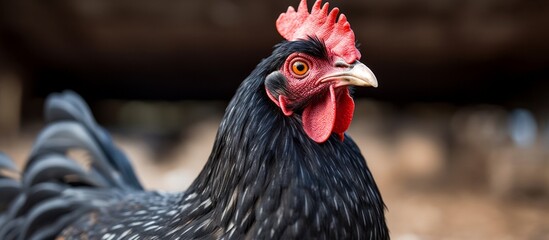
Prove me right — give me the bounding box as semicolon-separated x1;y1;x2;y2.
276;0;361;63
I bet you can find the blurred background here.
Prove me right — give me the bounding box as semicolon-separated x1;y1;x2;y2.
1;0;549;239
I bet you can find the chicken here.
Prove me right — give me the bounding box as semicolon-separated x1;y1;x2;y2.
0;0;388;239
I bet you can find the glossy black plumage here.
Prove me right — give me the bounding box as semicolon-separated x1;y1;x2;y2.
0;38;388;239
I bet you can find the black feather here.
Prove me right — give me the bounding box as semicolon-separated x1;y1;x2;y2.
22;154;108;189
0;153;18;172
46;91;143;190
6;183;65;219
0;92;143;239
28;121;134;190
20;198;91;240
0;179;20;211
0;218;23;240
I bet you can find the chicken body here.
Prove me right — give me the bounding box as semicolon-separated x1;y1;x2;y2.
0;1;388;239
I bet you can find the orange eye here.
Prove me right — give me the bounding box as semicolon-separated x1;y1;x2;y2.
291;60;309;76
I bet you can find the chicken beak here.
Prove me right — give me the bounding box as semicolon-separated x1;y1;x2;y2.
320;61;378;88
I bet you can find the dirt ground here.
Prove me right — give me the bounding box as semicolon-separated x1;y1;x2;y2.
1;101;548;239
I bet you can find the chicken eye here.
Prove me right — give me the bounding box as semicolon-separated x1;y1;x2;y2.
291;60;309;76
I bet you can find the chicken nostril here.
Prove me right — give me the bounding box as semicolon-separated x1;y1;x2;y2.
334;60;350;68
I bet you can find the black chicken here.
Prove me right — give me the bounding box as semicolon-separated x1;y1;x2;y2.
0;0;388;239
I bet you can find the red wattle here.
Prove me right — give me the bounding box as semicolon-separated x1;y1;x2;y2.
302;86;354;143
332;88;355;139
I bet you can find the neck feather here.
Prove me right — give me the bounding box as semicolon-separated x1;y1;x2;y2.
183;56;387;239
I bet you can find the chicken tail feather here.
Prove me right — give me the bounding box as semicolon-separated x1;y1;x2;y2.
0;91;141;239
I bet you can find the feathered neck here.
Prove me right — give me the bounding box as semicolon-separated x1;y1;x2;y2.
183;42;388;239
187;55;296;199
